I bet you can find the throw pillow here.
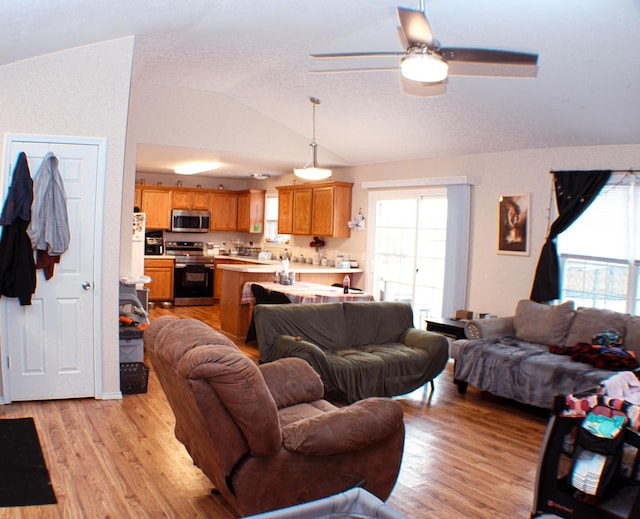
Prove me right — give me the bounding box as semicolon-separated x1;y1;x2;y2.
514;299;575;345
565;307;628;348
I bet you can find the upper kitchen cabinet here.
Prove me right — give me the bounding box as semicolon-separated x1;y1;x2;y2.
134;186;142;210
276;181;353;237
210;191;238;231
277;186;294;234
237;189;266;233
140;188;172;230
293;187;313;235
172;188;210;211
312;183;352;238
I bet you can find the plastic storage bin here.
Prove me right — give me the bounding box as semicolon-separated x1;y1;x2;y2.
119;327;144;362
245;488;407;519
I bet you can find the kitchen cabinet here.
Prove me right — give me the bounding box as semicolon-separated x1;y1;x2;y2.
293;187;313;235
144;258;174;301
140;188;172;230
276;181;353;237
237;189;265;233
172;188;210;210
277;187;294;234
210;191;238;231
134;186;142;210
312;183;352;238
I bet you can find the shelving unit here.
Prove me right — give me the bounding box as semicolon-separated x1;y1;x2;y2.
531;395;640;518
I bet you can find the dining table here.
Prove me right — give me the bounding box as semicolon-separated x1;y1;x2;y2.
241;281;375;305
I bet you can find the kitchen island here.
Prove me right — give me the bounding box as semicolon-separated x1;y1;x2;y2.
218;261;364;340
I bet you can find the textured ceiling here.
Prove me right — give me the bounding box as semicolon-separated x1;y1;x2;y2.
3;0;640;178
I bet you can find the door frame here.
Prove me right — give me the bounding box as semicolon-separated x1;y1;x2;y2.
0;133;107;403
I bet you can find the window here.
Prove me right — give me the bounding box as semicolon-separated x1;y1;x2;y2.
264;195;290;245
558;173;640;313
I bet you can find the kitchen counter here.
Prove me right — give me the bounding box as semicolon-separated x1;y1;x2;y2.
216;261;363;274
218;261;365;340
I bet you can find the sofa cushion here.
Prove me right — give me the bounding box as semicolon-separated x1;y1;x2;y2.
565;307;628;348
344;302;414;348
513;299;575;345
624;315;640;358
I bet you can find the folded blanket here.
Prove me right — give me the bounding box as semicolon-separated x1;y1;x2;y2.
550;343;638;371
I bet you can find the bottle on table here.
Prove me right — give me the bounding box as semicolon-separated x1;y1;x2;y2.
343;275;350;294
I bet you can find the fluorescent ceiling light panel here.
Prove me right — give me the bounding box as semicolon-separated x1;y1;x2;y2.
175;162;220;175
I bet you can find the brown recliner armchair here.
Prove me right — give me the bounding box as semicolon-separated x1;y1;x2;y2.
144;316;405;517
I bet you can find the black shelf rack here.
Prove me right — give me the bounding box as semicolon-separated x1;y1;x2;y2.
531;394;640;518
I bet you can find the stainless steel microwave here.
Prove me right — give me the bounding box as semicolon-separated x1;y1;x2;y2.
171;209;210;233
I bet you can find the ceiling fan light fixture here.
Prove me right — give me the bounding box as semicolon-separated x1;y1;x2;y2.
400;48;448;83
294;97;332;181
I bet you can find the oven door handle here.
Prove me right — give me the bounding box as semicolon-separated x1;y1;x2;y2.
175;263;187;269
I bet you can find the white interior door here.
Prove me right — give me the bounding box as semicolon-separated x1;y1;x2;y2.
1;138;101;401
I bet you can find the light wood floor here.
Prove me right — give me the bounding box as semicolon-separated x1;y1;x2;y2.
0;305;550;519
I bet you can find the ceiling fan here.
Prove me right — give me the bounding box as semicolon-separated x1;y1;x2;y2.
310;2;538;97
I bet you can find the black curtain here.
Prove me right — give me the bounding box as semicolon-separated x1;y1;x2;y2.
530;170;611;303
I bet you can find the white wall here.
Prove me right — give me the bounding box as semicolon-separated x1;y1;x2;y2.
0;37;135;398
343;144;640;316
123;81;640;319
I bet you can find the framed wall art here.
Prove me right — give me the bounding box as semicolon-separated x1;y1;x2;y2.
498;193;530;255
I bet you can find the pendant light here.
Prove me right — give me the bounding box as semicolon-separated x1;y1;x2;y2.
294;97;332;180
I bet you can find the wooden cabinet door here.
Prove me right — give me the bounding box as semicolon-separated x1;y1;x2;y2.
237;190;265;233
192;191;210;210
144;259;174;301
237;191;250;232
311;186;335;236
329;183;353;238
134;186;142;211
210;192;238;231
277;188;294;234
141;189;172;229
172;190;192;209
293;187;312;235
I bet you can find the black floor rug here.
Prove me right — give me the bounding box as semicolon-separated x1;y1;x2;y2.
0;417;57;507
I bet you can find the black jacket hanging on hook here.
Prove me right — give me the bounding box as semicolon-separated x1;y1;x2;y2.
0;152;37;305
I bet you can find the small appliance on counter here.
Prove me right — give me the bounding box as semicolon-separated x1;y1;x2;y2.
145;230;164;255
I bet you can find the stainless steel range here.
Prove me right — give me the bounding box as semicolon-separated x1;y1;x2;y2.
165;241;215;306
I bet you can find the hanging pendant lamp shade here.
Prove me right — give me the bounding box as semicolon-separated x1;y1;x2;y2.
294;97;332;180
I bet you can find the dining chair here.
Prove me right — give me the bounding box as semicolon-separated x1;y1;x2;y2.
245;284;291;344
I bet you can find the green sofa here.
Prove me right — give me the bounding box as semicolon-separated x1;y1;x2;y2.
254;301;449;403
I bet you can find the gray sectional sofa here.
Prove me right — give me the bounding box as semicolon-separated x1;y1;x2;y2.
254;301;449;403
451;300;640;408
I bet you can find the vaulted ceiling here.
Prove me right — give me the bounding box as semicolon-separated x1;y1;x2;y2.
4;0;640;178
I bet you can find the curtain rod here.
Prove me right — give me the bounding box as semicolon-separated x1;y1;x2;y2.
550;168;638;174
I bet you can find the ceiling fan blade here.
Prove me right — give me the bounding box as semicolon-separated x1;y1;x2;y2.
440;47;538;66
310;67;399;75
400;76;446;97
447;61;538;78
311;51;404;59
397;7;434;48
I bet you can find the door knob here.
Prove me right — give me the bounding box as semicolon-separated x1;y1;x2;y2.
82;281;92;291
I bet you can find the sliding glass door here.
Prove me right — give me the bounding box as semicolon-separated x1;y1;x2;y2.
367;185;469;327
